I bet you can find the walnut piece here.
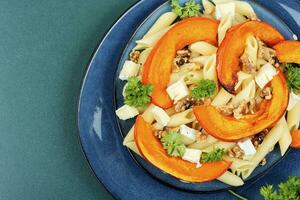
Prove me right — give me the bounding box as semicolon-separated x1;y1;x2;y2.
130;50;140;63
174;97;204;112
260;87;273;100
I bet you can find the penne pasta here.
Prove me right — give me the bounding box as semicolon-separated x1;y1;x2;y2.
235;71;252;91
125;141;141;156
202;141;236;153
235;1;256;19
167;109;196;127
183;71;203;85
211;88;234;107
231;80;256;106
189;41;217;56
218;14;233;45
141;104;156;124
190;56;210;66
244;35;258;67
217;171;244;186
287;101;300;130
279;117;292;156
242;118;285;179
136;26;172;48
233;13;248;25
152;122;164;131
223;156;254;175
203;54;217;82
143;12;177;38
202;0;215;15
138;48;152;66
188;135;219;150
123;126;135;145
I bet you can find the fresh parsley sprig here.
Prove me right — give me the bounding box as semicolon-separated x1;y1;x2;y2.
260;176;300;200
201;148;225;163
285;63;300;95
124;77;153;108
171;0;201;19
161;132;186;157
191;79;217;99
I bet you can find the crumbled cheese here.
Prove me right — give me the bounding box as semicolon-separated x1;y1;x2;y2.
151;106;171;126
287;91;300;111
255;63;277;89
238;139;256;156
166;79;189;103
215;2;236;20
293;34;298;40
182;148;202;164
179;125;197;145
116;105;139;120
119;60;140;80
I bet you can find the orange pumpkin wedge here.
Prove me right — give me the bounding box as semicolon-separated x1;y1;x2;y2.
134;115;231;183
274;41;300;65
291;130;300;148
217;20;285;93
142;17;219;108
193;71;289;142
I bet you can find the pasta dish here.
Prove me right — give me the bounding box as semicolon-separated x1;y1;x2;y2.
115;0;300;186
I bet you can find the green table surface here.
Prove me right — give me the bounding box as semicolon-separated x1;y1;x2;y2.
0;0;139;199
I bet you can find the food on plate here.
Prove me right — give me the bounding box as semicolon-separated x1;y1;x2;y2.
116;0;300;186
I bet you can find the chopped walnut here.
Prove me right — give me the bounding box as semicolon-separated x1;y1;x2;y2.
228;145;245;159
260;158;267;166
173;48;191;68
248;99;257;114
260;87;273;100
174;97;203;112
154;130;167;139
241;53;256;74
218;104;234;116
196;130;208;142
233;100;249;120
252;130;268;148
130;50;140;63
257;38;276;64
191;120;202;130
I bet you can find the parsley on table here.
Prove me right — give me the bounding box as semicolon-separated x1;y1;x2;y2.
285;63;300;95
201;148;225;163
171;0;201;19
191;79;216;99
260;176;300;200
161;132;186;157
124;77;153;108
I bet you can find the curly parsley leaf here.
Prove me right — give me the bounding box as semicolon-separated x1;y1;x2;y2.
260;176;300;200
124;77;153;108
161;132;186;157
285;63;300;95
191;79;216;99
201;148;225;163
171;0;201;19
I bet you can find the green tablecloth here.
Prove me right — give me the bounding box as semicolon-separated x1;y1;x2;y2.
0;0;138;199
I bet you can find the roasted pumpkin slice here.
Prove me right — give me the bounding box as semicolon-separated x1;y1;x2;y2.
274;41;300;65
134;115;231;183
291;130;300;148
193;71;288;141
217;20;284;93
142;17;219;108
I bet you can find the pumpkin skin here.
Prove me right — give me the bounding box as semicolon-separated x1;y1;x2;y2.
274;41;300;65
217;20;285;93
291;130;300;148
193;71;289;142
142;17;219;108
134;115;231;183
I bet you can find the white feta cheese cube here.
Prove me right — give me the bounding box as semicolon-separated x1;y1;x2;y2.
180;125;197;145
182;148;202;163
166;79;189;103
119;60;140;81
255;63;277;89
116;105;139;120
287;91;300;111
151;106;170;126
238;139;256;156
215;2;236;20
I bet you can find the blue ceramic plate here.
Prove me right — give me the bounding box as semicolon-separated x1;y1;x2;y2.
78;0;300;199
